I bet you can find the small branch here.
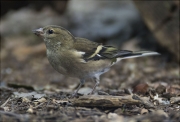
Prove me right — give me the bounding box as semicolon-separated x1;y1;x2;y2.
1;97;10;107
170;97;180;104
32;102;46;109
70;95;153;108
0;110;30;120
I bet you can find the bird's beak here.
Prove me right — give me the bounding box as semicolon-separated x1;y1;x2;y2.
32;28;44;37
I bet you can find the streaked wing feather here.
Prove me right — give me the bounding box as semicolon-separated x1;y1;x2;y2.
74;38;127;61
74;37;158;62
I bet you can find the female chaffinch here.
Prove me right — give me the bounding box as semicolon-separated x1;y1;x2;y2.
33;25;159;97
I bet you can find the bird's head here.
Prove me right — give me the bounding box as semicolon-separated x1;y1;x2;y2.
33;25;75;49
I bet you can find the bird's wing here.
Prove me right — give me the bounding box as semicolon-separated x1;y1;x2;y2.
73;37;99;54
73;37;133;62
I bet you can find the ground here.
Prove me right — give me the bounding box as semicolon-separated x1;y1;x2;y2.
0;37;179;121
0;1;179;121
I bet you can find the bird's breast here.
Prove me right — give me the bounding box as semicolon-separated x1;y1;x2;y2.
46;49;113;79
46;49;68;75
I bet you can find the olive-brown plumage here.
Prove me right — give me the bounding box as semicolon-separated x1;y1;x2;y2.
33;25;159;96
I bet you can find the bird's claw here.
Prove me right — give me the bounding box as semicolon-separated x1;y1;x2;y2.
70;92;78;98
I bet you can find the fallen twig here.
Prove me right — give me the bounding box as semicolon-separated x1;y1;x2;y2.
70;95;154;108
0;110;30;121
170;97;180;104
1;97;10;107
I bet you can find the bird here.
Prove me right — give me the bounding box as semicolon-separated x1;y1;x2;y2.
33;25;159;97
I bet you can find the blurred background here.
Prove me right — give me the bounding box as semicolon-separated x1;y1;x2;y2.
0;0;179;92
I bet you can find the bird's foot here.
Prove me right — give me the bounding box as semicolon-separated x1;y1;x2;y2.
70;92;83;98
87;91;94;95
70;92;78;98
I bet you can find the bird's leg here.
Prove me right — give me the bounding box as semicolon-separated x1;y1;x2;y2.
89;77;100;95
71;79;85;97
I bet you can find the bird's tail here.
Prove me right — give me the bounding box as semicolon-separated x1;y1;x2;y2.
117;51;160;60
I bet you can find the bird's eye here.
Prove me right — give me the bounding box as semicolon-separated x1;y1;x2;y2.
48;29;54;34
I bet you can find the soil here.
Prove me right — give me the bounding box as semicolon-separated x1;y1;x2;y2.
0;37;179;121
0;1;179;121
